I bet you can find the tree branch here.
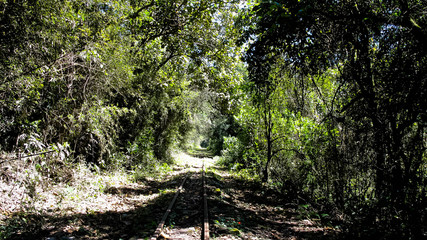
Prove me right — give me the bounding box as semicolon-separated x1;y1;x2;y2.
129;0;155;19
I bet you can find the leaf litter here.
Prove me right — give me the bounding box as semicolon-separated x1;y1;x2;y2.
1;152;340;239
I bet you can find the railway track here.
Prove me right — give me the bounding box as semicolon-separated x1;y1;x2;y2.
151;161;209;240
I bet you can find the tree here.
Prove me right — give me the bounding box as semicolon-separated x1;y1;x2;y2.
242;0;427;237
0;0;245;170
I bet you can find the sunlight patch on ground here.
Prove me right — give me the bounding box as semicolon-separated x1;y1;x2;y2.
162;226;202;239
0;161;157;222
173;151;216;170
1;151;210;222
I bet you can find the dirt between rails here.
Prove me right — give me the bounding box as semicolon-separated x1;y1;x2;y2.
159;172;204;240
1;150;340;240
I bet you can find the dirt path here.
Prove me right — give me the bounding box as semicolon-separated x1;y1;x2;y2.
205;167;338;240
159;150;339;240
154;151;211;239
1;150;340;239
156;172;203;239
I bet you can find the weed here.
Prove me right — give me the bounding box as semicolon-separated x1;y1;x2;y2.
214;217;244;235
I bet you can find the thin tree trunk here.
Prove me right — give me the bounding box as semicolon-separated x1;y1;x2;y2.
262;99;272;182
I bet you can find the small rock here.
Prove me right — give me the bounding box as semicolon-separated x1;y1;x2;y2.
160;231;170;239
187;227;196;234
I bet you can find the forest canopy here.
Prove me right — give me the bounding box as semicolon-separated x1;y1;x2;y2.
1;0;426;238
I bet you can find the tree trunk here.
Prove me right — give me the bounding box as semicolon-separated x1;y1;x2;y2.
262;100;273;183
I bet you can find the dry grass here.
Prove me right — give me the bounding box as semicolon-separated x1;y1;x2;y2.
0;151;201;239
0;155;151;222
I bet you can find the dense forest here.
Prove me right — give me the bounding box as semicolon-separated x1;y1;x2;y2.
1;0;426;239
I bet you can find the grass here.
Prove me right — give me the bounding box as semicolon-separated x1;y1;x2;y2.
185;147;214;158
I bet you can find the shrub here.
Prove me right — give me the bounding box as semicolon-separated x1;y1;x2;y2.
219;136;244;169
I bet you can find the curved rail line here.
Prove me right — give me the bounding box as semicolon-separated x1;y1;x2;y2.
151;160;209;240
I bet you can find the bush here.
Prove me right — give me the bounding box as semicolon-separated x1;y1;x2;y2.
219;136;244;169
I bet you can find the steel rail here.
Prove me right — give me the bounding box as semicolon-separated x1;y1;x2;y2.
151;161;210;240
202;160;210;240
151;173;191;240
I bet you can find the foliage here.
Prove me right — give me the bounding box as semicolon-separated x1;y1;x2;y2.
218;136;244;169
239;0;427;238
2;0;426;238
0;0;243;170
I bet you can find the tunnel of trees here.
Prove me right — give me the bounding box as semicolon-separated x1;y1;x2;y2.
1;0;426;238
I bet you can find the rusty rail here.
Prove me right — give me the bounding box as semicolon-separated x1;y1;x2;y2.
150;160;210;240
202;160;209;240
151;173;191;240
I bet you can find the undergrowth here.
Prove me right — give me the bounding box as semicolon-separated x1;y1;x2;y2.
0;148;175;240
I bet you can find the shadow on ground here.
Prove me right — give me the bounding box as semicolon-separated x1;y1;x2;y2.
2;162;341;240
206;167;341;240
2;173;190;240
